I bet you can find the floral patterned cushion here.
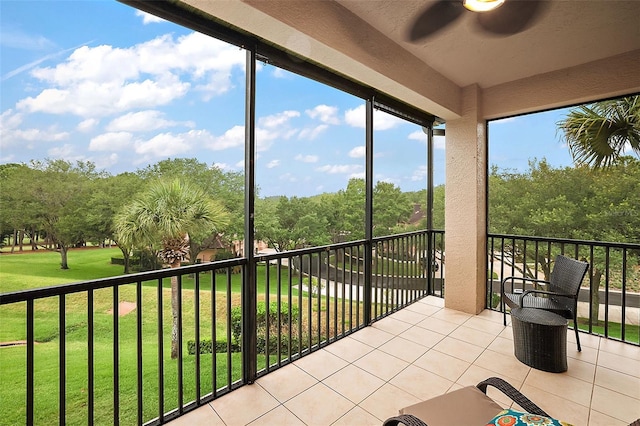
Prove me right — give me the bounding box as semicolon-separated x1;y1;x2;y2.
486;409;573;426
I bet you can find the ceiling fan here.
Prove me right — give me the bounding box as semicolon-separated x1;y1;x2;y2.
408;0;548;42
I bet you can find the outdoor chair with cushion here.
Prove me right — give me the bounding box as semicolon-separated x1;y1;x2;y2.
382;377;557;426
501;254;589;351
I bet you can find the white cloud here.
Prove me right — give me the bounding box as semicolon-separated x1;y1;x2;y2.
344;104;404;130
12;128;69;143
306;104;340;124
17;32;245;117
89;132;134;151
279;173;297;182
271;68;292;79
252;110;303;151
213;162;232;171
0;109;23;135
266;159;280;168
18;75;190;117
1;42;89;82
375;175;397;185
349;171;365;180
316;164;363;174
348;145;365;158
0;28;55;50
408;130;426;141
135;132;192;157
294;154;319;163
235;159;245;169
47;143;80;159
408;129;445;149
411;165;427;181
135;10;166;24
207;126;244;151
256;128;280;152
259;110;300;128
409;130;445;149
94;153;119;169
0;110;69;148
106;110;192;132
298;124;328;140
77;118;99;132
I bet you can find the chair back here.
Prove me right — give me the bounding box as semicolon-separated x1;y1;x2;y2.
548;255;589;298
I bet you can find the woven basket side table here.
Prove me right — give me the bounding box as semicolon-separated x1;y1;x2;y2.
511;307;568;373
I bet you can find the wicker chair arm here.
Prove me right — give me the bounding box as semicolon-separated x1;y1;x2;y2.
500;276;550;294
383;414;428;426
476;377;549;417
519;289;576;307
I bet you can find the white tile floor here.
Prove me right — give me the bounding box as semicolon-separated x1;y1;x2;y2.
170;296;640;426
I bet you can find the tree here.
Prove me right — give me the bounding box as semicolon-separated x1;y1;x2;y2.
85;173;143;273
255;196;329;251
489;158;640;323
558;95;640;168
1;160;101;268
373;181;412;237
114;179;229;359
0;163;41;252
137;158;244;257
335;178;366;241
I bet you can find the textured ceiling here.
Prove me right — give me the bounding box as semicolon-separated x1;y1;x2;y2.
170;0;640;118
336;0;640;88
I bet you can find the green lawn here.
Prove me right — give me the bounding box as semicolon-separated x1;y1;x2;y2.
0;247;126;293
578;318;640;345
0;249;311;425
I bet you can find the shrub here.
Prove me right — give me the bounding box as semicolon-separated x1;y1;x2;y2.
230;301;300;350
212;249;236;261
187;339;241;355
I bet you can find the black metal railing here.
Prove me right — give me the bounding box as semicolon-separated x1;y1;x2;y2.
0;230;441;425
488;233;640;346
0;259;246;425
253;230;442;377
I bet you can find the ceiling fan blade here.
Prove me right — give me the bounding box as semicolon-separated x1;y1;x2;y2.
408;0;464;42
476;0;549;36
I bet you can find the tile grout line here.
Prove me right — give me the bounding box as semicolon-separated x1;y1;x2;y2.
585;337;602;426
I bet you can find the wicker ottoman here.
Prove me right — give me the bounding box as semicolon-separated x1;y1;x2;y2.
511;307;568;373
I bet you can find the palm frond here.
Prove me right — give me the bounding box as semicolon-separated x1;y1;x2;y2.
114;179;230;258
557;96;640;168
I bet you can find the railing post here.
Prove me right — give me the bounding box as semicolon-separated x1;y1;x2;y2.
243;47;258;383
26;300;34;426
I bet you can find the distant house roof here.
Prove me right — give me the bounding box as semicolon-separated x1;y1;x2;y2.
201;234;227;249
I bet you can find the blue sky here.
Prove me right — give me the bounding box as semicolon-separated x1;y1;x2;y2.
0;1;575;198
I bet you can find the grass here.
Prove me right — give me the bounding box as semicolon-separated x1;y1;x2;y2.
578;318;640;345
0;247;126;293
0;278;249;425
0;248;369;425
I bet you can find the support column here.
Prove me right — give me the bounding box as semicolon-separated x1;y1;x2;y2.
363;98;373;325
243;48;257;383
444;85;487;314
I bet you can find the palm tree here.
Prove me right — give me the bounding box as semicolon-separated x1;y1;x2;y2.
557;95;640;168
115;179;229;359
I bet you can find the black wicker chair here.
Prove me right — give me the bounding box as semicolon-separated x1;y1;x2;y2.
383;377;549;426
501;254;589;351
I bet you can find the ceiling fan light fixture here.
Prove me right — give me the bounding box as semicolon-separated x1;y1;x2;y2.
463;0;505;12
